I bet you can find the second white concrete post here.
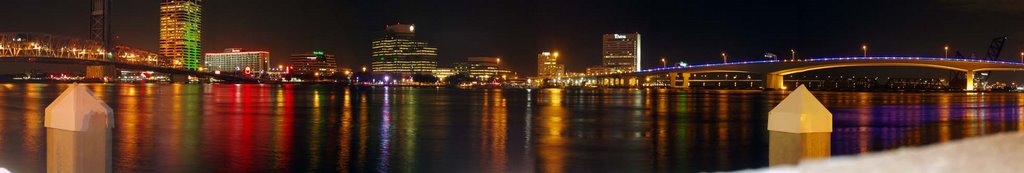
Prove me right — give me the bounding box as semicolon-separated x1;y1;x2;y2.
44;83;114;173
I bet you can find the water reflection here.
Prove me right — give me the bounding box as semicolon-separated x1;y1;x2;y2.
338;88;352;172
378;87;391;172
0;84;1021;172
536;89;568;173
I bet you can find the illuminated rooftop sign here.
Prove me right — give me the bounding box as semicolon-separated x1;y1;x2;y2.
313;51;324;55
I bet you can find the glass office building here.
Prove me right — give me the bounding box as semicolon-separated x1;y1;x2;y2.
160;0;202;70
602;33;641;72
537;51;565;79
371;23;438;75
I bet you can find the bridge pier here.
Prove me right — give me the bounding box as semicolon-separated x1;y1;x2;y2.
170;74;190;83
85;65;117;80
765;73;785;90
668;72;690;88
965;70;975;91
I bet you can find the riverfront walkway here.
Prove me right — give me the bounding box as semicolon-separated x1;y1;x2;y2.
745;131;1024;173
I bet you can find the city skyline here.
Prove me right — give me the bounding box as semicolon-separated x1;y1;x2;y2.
4;1;1024;78
3;1;1024;172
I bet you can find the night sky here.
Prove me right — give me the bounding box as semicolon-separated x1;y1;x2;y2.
4;0;1024;80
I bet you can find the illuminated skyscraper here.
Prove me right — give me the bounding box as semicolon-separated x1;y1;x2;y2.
204;48;269;75
371;23;438;75
602;33;641;72
537;51;565;79
160;0;202;70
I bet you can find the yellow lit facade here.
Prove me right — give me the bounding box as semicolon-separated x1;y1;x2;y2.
204;48;270;74
537;51;565;79
432;68;457;81
160;0;202;70
371;23;438;75
586;66;612;74
454;57;512;81
603;33;641;72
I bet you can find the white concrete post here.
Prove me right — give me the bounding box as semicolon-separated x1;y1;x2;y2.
769;131;831;166
768;84;832;165
44;83;114;173
767;84;832;133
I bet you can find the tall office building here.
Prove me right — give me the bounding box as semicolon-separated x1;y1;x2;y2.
371;23;438;75
602;33;641;72
160;0;202;70
289;51;338;76
537;51;565;79
204;48;269;75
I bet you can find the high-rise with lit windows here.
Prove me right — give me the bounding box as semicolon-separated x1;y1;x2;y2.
371;23;438;75
160;0;202;70
602;33;641;72
537;51;565;79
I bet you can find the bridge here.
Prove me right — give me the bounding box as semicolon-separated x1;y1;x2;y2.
567;57;1024;91
0;32;262;82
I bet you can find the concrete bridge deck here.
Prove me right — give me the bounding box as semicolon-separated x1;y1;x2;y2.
570;57;1024;90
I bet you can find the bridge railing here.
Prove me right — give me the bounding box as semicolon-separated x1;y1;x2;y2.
0;32;176;69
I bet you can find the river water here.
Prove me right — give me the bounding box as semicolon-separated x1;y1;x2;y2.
0;84;1020;172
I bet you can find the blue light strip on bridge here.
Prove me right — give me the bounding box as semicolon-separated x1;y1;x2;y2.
638;56;1024;73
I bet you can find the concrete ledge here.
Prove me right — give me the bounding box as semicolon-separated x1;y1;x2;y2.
741;131;1024;173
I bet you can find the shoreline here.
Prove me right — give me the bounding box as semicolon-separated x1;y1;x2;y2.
742;131;1024;173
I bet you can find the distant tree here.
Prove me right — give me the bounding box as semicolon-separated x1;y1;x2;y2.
352;72;374;83
412;74;439;84
445;73;475;86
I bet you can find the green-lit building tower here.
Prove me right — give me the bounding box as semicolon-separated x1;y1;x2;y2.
160;0;202;70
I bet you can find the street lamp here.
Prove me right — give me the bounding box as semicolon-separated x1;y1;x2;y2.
660;57;666;68
944;45;949;58
721;52;728;63
861;44;868;57
361;66;367;72
1020;51;1023;62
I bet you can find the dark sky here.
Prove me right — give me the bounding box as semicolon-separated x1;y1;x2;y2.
4;0;1024;80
